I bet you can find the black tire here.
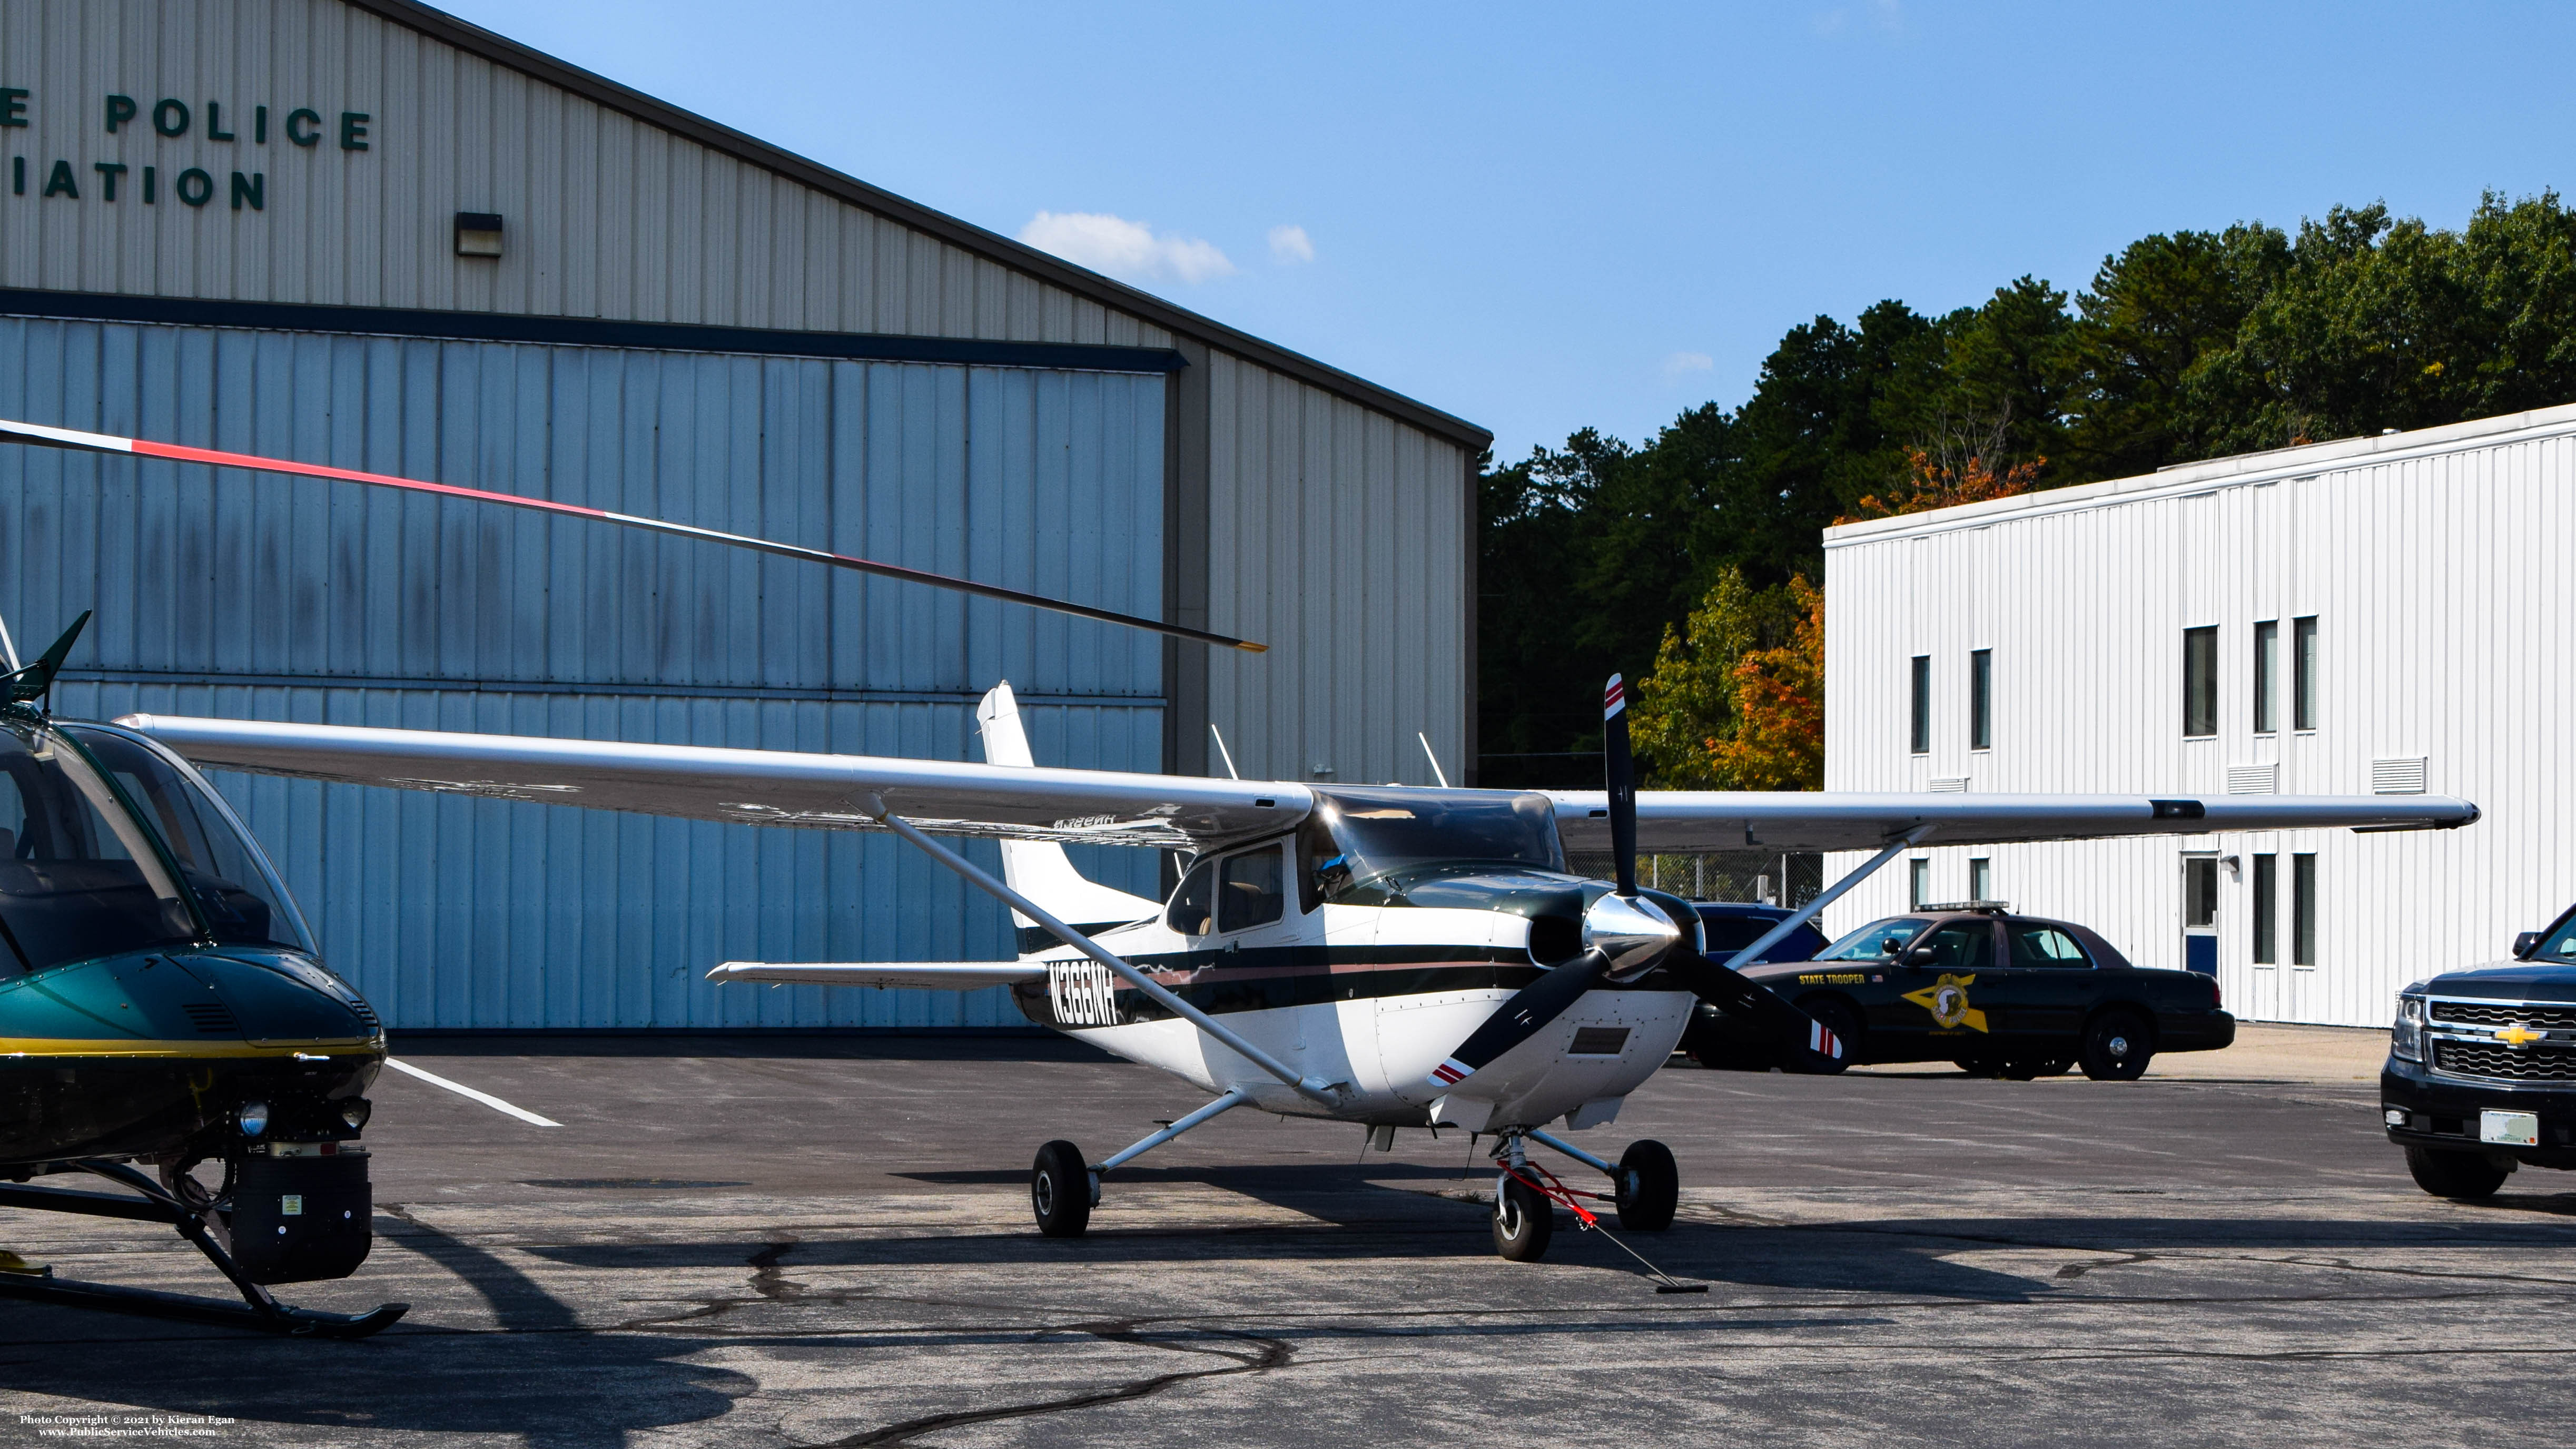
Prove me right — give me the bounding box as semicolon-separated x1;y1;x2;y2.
2405;1145;2512;1200
1615;1140;1680;1233
1954;1053;2005;1078
1999;1058;2048;1081
1789;996;1862;1075
2079;1009;2155;1081
1031;1140;1094;1238
2036;1057;2076;1078
1492;1173;1554;1261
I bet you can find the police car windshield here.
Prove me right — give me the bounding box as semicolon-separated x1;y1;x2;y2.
1302;788;1563;901
1813;916;1932;962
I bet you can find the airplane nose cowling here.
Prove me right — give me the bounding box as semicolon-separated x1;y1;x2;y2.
1584;892;1682;982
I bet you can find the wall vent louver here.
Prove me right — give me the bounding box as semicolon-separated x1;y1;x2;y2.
2372;756;2429;795
1928;777;1969;793
2225;764;2278;794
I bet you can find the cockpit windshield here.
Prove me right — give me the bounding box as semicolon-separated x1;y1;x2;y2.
0;722;199;974
1298;787;1565;905
68;726;312;955
1813;916;1933;963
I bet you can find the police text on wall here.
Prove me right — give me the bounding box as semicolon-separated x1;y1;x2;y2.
0;89;374;212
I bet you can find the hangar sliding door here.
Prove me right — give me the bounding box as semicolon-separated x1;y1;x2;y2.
0;316;1167;1028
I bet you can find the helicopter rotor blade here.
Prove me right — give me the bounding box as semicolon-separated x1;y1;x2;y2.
0;417;1267;655
1604;673;1640;896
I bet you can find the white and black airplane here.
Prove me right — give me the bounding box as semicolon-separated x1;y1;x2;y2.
0;418;2482;1267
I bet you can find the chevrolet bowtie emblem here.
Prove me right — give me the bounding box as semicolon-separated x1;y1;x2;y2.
2498;1023;2545;1048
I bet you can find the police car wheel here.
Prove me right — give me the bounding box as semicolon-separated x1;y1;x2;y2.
2405;1145;2511;1200
1955;1054;2005;1078
1493;1174;1555;1261
1614;1140;1679;1233
1999;1058;2049;1081
1031;1140;1094;1238
2079;1010;2155;1081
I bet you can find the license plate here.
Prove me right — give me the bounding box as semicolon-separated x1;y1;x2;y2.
2480;1110;2540;1147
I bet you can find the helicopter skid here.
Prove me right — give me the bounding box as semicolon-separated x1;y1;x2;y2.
0;1268;407;1339
0;1165;406;1340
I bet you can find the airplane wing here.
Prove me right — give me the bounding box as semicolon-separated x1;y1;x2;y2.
120;713;2479;853
1548;790;2481;853
117;714;1309;850
707;962;1042;989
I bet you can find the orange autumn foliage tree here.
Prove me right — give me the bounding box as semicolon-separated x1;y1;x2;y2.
1709;576;1825;790
1840;447;2044;523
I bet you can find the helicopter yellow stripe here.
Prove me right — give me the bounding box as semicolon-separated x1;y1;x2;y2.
0;1038;381;1060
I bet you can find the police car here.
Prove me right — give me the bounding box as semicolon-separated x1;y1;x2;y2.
1690;903;2236;1079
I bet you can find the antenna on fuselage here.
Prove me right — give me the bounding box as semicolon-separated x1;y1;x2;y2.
1417;732;1450;788
1208;724;1240;781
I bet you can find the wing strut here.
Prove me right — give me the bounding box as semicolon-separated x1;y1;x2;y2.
0;417;1266;655
855;792;1345;1107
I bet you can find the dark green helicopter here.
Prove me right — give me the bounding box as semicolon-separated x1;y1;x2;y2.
0;613;400;1339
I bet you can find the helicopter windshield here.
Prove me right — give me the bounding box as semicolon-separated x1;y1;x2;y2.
1299;787;1565;904
66;727;313;955
0;722;198;974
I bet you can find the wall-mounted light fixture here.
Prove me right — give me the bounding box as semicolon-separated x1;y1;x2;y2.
454;212;504;258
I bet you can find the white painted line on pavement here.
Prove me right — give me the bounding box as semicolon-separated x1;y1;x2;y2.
384;1057;563;1127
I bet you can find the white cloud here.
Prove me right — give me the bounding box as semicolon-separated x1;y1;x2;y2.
1017;211;1236;284
1268;224;1316;264
1663;351;1715;376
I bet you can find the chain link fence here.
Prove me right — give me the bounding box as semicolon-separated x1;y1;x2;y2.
1563;850;1824;909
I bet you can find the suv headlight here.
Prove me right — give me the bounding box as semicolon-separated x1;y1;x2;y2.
2393;993;2425;1063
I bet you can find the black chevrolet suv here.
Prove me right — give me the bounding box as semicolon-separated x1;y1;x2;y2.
2383;901;2576;1199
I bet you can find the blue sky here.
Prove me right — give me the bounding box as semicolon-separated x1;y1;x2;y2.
439;1;2576;460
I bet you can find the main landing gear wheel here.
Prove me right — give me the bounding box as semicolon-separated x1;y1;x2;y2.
1615;1139;1679;1233
2405;1145;2512;1200
1031;1139;1095;1238
2078;1009;2156;1081
1493;1172;1554;1261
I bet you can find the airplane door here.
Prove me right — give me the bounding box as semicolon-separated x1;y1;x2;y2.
2180;854;2220;977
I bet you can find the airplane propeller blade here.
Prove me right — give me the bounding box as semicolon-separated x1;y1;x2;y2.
0;417;1267;655
1426;671;1844;1092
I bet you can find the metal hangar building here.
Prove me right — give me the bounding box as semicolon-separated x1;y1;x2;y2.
0;0;1490;1030
1822;405;2576;1029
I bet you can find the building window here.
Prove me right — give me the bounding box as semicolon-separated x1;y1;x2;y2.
2293;616;2318;731
2252;853;2277;963
2292;852;2317;965
1909;857;1930;908
1969;649;1992;750
2184;856;2218;929
1968;857;1991;901
2253;621;2278;734
1909;655;1930;754
2183;626;2218;737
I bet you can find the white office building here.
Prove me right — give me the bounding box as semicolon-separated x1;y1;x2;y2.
1821;404;2576;1028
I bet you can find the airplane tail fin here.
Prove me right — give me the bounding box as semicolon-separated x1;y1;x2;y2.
975;682;1160;948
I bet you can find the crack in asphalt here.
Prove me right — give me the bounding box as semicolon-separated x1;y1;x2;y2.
818;1319;1293;1448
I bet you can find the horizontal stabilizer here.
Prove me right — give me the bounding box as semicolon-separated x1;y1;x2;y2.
707;962;1043;990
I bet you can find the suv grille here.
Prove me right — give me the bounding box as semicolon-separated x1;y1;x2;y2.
2435;1039;2576;1082
2431;1001;2576;1030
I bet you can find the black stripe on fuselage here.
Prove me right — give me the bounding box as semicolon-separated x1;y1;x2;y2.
1008;944;1681;1030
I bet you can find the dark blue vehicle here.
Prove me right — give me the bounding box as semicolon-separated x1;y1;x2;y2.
1678;902;1829;1067
2383;900;2576;1199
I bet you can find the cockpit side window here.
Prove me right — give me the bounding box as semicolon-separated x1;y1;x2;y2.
1217;846;1285;933
0;724;198;974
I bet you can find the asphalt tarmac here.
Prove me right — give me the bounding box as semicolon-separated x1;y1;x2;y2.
5;1026;2572;1447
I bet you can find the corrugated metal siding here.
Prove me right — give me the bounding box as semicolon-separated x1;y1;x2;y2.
1823;409;2576;1028
0;0;1171;347
3;314;1167;1027
1200;349;1468;790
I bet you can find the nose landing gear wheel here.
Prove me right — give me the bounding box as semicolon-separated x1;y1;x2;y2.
1031;1139;1095;1238
1614;1139;1679;1232
1493;1173;1554;1261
